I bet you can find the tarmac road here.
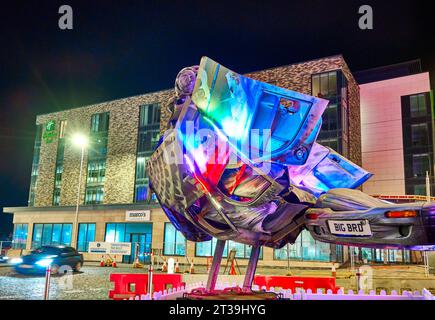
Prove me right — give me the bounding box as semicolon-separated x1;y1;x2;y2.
0;263;147;300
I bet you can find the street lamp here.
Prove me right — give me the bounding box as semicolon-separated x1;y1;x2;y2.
72;133;88;249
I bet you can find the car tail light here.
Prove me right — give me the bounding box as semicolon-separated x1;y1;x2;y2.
306;213;319;220
384;210;417;218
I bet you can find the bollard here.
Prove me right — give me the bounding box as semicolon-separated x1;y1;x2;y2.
44;265;51;300
147;263;154;298
356;267;361;292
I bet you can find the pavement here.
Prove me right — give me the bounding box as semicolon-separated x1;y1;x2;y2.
0;262;434;299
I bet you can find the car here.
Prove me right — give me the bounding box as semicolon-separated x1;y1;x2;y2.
304;188;435;250
0;254;9;263
12;245;84;274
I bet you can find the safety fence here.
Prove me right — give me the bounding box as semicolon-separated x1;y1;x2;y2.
109;273;435;300
128;285;435;300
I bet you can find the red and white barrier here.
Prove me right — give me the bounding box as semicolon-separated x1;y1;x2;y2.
126;283;434;301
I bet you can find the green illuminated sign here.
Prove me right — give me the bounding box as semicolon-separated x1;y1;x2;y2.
43;120;57;144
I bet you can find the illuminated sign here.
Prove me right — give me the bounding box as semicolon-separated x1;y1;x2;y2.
125;210;151;222
88;242;131;255
43;120;57;144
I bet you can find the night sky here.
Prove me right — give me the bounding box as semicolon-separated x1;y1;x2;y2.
1;0;434;237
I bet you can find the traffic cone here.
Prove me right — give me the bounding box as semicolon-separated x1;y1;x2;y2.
189;259;194;274
175;259;180;273
100;255;105;267
162;258;168;272
112;255;117;268
133;256;140;268
230;261;237;275
332;265;336;277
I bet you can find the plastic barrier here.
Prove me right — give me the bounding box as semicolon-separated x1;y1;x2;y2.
254;275;339;293
129;284;435;301
109;273;186;300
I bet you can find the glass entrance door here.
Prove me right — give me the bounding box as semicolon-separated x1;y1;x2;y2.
129;233;152;264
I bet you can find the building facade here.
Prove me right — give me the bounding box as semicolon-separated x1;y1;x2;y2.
7;54;403;268
357;61;434;197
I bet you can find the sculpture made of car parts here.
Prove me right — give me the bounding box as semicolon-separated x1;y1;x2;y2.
147;57;435;293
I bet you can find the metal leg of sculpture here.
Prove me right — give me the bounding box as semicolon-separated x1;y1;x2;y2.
206;239;226;292
243;245;261;291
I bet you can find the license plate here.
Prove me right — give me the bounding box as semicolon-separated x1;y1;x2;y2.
328;220;372;236
19;264;33;269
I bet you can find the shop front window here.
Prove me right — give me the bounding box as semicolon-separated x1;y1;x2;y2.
77;223;96;252
32;223;72;249
12;224;28;249
274;230;340;262
163;223;186;256
195;239;262;259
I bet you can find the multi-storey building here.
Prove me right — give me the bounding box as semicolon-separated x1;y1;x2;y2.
357;60;434;197
9;54;414;268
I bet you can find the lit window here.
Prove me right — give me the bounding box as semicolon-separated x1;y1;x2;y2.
163;223;186;256
32;223;72;249
135;103;161;203
311;71;337;97
84;186;104;204
410;94;427;117
77;223;96;252
59;120;67;139
195;239;262;259
274;230;340;262
13;224;28;249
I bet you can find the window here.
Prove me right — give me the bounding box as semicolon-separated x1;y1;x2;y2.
59;120;67;139
274;230;340;262
311;71;337;98
163;223;186;256
105;223;152;243
411;123;429;146
12;224;28;249
318;138;339;152
52;129;66;206
195;239;262;259
413;184;427;196
412;153;431;177
135;104;161;203
85;112;109;205
77;223;96;252
84;186;105;204
104;223;153;263
321;104;338;131
53;188;61;206
91;112;109;133
32;223;72;248
28;125;43;206
410;93;427;118
86;160;106;185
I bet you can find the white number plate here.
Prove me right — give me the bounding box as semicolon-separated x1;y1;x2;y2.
328;220;372;236
19;264;33;269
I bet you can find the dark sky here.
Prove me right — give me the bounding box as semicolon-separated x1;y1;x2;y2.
1;0;435;236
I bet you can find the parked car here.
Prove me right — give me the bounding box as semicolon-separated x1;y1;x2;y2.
0;254;8;263
12;245;84;274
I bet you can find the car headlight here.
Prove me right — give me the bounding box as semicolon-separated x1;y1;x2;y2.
10;258;23;264
35;258;53;267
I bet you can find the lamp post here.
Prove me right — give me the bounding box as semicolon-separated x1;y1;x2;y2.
71;133;88;249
